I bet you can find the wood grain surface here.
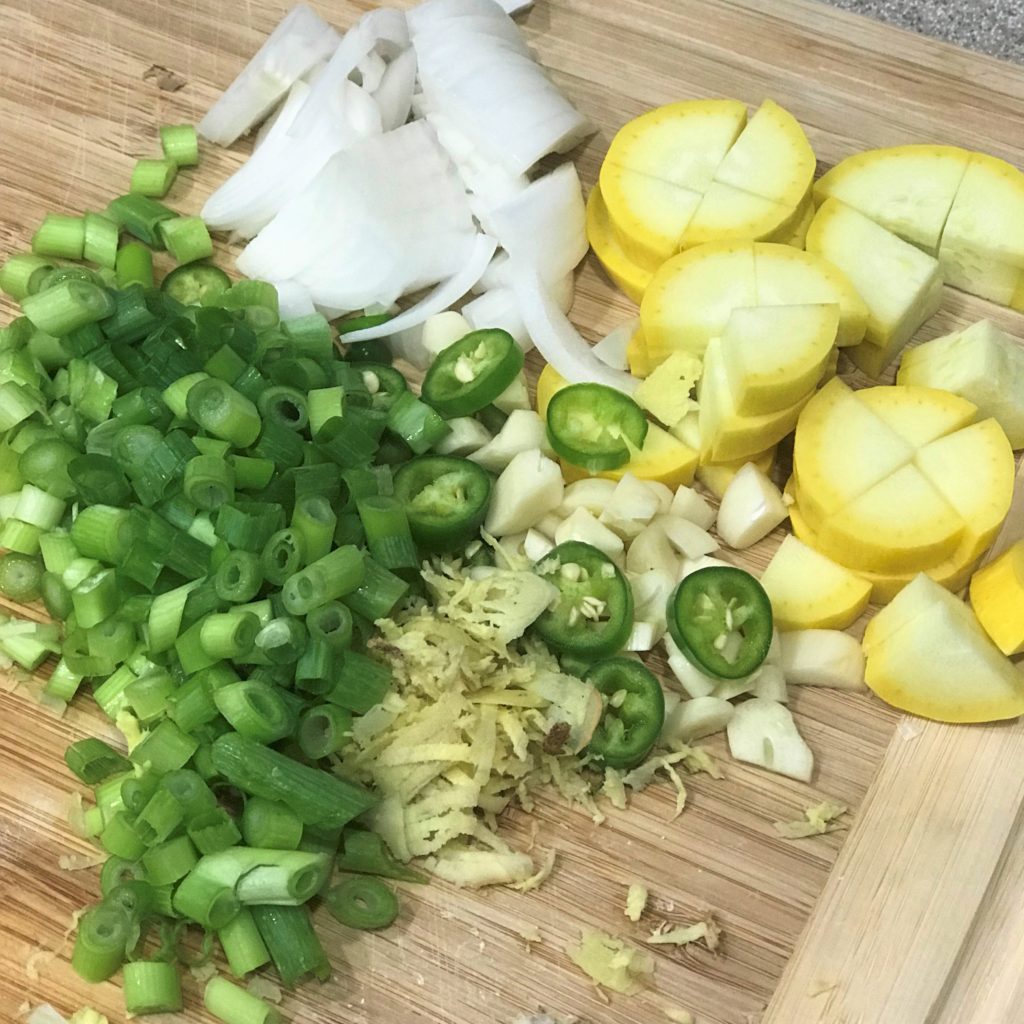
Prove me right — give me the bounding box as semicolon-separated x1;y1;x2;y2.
2;1;1024;1022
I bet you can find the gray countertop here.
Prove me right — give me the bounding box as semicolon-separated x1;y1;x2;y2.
820;0;1024;62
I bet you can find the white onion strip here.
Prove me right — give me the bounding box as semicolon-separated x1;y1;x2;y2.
342;234;498;342
198;4;340;146
507;259;639;394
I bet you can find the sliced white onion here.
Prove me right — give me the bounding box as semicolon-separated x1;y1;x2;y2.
462;287;531;350
409;0;591;176
342;233;498;342
202;79;382;238
372;47;418;131
198;4;341;146
478;163;587;284
238;121;479;311
507;259;638;393
272;280;317;319
27;1006;68;1024
593;318;639;372
356;52;388;92
288;7;409;141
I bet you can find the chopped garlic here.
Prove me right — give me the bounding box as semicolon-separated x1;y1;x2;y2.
246;976;283;1003
58;850;106;872
625;883;648;922
566;929;655;995
513;923;543;945
773;800;849;839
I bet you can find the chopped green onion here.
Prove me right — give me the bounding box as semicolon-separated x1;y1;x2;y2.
0;551;43;601
22;279;116;336
100;811;147;860
306;601;353;651
70;505;132;563
64;737;132;785
160;216;213;264
83;212;119;270
68;453;132;506
212;549;263;604
249;418;304;468
44;657;84;702
204;976;282;1024
107;194;176;248
0;381;42;432
257;384;308;432
306;386;344;438
343;556;409;620
187;807;242;856
121;773;161;817
33;213;86;259
241;797;303;851
211;732;376;828
0;253;54;299
260;528;305;587
337;829;427;883
160;124;199;166
213;680;294;744
99;856;146;895
217;908;271;978
290;493;336;564
328;650;392;714
200;611;260;660
192;847;327;905
124;669;176;723
71;568;119;628
141;834;199;886
356;495;418;571
131;719;199;774
250;904;330;988
326;875;399;930
297;704;352;760
123;960;183;1014
281;544;365;615
71;904;131;982
387;391;451;454
172;869;240;929
19;437;78;499
116;241;155;288
131;158;178;198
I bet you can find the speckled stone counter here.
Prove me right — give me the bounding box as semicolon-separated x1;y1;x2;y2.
821;0;1024;62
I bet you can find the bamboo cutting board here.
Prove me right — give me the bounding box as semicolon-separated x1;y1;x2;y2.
3;2;1024;1022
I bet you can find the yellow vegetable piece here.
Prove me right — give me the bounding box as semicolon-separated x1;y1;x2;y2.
753;243;867;348
816;463;964;574
939;152;1024;306
694;446;776;500
600;164;703;268
970;541;1024;655
863;573;1024;723
897;320;1024;448
719;303;838;415
914;418;1015;563
713;98;817;209
856;385;976;448
788;502;979;604
535;362;568;420
760;534;872;631
641;241;757;362
778;197;814;248
813;145;970;255
806;198;943;377
681;181;800;249
792;378;915;527
697;336;811;463
561;422;698;489
585;185;654;304
634;350;702;427
627;326;657;378
600;99;747;266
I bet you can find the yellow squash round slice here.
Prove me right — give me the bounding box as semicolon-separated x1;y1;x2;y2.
585;185;654;304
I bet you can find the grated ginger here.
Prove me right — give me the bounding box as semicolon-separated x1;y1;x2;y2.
773;800;849;839
647;917;721;951
340;560;720;888
625;883;649;922
566;929;654;995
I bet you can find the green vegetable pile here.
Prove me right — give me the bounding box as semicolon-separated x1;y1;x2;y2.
0;123;500;1021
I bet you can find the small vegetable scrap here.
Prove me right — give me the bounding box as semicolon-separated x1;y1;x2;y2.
566;929;655;996
647;916;721;952
773;800;849;840
625;883;649;922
